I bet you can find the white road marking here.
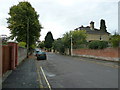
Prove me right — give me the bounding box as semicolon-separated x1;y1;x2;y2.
40;66;52;90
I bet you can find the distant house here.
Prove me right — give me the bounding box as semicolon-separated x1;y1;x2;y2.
0;34;8;42
75;19;110;42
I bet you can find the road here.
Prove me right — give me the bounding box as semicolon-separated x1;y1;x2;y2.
36;52;118;88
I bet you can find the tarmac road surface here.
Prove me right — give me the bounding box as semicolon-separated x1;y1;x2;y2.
37;52;118;88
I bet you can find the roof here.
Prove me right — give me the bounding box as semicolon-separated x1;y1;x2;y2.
78;27;110;35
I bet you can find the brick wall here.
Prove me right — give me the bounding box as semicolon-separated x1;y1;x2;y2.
2;46;11;74
8;42;18;69
2;42;27;75
73;48;120;61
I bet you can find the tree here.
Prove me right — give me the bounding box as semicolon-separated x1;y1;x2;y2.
38;41;45;49
62;30;87;49
109;34;120;47
53;38;65;54
44;31;54;50
52;30;87;54
7;1;42;49
71;30;87;49
62;32;71;49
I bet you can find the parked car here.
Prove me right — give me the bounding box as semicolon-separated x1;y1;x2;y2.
35;50;40;56
34;48;41;56
37;51;47;60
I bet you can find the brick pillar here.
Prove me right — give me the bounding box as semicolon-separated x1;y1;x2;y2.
8;42;18;70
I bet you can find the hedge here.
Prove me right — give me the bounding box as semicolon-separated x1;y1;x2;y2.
88;40;108;49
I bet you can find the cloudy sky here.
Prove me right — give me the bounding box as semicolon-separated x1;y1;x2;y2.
0;0;119;41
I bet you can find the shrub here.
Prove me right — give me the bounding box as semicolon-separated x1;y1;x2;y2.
18;42;26;48
109;35;120;47
88;40;108;49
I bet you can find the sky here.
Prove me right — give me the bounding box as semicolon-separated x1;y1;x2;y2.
0;0;119;41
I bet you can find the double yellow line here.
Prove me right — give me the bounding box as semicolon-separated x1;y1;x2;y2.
35;61;43;88
35;61;52;90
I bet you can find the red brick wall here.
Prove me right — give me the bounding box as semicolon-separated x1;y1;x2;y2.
73;48;119;58
8;42;18;69
2;46;11;74
2;42;18;75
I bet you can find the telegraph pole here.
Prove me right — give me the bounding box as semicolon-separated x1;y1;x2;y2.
27;18;29;58
71;34;73;56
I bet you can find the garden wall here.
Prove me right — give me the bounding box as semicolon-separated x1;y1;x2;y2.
2;43;27;75
18;47;27;64
73;48;120;61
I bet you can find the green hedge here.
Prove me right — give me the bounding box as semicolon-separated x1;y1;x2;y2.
109;35;120;47
88;40;108;49
18;42;26;48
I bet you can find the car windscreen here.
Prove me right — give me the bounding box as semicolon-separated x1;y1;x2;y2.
36;51;39;53
37;52;46;54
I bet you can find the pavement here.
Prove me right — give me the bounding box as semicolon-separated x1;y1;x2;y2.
2;56;40;89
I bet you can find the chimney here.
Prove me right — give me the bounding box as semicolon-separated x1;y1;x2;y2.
100;19;107;32
90;21;94;30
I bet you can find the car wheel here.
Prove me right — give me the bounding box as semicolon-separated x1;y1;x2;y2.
44;57;47;60
37;57;39;60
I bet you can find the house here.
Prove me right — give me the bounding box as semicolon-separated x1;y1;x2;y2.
75;19;110;42
0;34;8;42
